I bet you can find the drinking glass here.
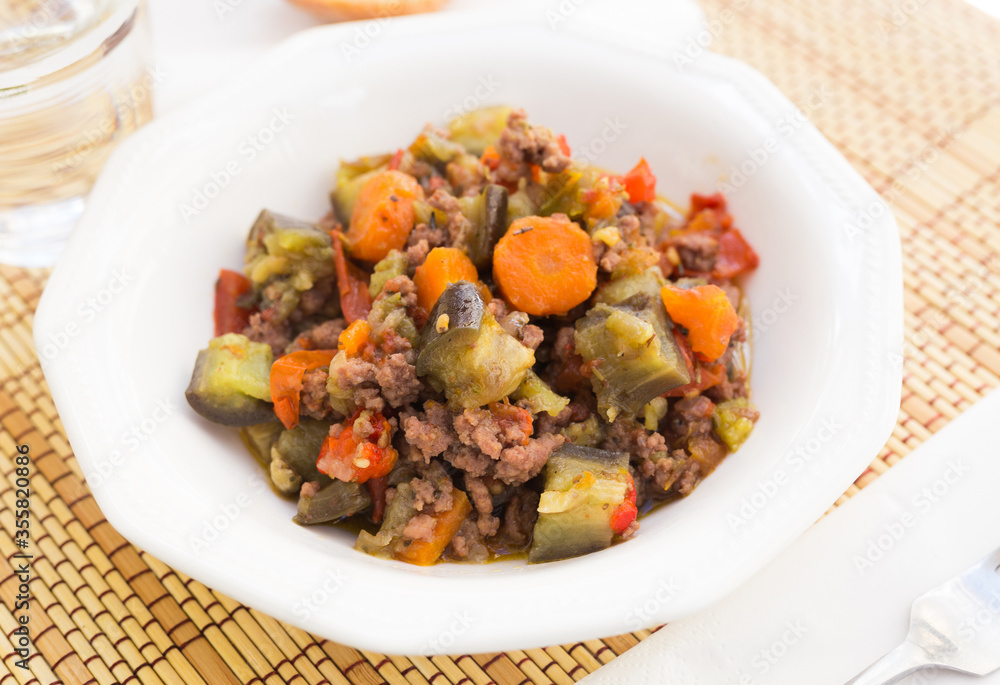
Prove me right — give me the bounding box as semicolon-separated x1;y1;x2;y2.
0;0;155;266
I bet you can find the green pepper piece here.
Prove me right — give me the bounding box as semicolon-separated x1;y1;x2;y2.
369;249;408;298
713;398;757;451
511;370;569;417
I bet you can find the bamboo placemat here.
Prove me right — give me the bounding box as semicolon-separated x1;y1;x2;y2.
3;0;1000;681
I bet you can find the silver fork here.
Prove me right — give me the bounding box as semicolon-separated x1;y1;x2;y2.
846;546;1000;684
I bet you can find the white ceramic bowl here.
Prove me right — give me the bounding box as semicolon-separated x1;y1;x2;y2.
36;10;902;654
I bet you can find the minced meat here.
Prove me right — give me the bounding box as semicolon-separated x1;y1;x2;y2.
200;108;759;566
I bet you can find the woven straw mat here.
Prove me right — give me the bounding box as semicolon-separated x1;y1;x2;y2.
2;0;1000;682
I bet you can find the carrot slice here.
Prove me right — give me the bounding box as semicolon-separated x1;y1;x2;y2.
413;247;479;313
270;350;337;430
480;145;501;171
660;285;740;363
346;169;424;262
492;215;597;316
394;490;472;566
338;319;371;356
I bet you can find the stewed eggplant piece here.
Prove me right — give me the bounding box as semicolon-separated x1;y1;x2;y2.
458;184;509;270
416;281;534;409
575;291;689;422
294;480;372;526
529;445;632;563
185;333;275;426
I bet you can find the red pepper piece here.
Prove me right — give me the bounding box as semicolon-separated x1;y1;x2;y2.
331;229;372;324
213;269;255;336
270;350;337;430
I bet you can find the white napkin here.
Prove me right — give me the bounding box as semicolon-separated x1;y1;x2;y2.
580;390;1000;684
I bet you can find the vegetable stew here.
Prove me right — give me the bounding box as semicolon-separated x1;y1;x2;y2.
185;107;760;565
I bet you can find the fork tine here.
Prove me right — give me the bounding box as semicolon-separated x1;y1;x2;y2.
985;546;1000;573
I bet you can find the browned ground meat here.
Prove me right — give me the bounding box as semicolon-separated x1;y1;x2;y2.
401;402;454;463
402;514;436;542
498;109;572;174
337;356;377;387
495;432;565;484
410;462;455;515
448;518;489;562
446;158;486;197
216;110;760;566
407;220;447;251
674;460;702;496
405;238;431;268
376;354;421;408
454;408;506;458
673;231;719;273
242;312;291;358
288;319;345;352
664;396;716;446
427;188;473;246
465;475;499;536
301;368;336;420
294;275;338;320
498;488;539;549
520;324;544;350
602;417;668;460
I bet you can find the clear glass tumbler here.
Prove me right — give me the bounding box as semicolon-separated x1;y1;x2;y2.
0;0;155;267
